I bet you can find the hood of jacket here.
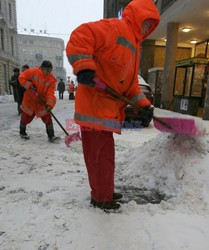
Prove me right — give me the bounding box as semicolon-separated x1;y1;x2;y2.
122;0;160;41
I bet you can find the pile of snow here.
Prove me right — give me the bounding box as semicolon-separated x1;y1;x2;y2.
120;133;209;213
0;95;14;104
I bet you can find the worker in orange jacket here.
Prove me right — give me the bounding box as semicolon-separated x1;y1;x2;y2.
18;60;60;142
68;80;75;100
66;0;160;212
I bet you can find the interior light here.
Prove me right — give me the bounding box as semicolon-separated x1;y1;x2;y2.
190;40;198;44
182;27;191;32
164;38;167;42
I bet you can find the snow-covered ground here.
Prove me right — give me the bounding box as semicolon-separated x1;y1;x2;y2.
0;95;14;104
0;92;209;250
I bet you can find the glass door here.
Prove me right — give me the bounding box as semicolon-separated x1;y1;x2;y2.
184;66;193;96
191;64;206;97
174;67;186;96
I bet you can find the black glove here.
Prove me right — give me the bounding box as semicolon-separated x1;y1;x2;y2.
141;106;154;121
30;84;37;91
46;105;52;112
77;70;96;87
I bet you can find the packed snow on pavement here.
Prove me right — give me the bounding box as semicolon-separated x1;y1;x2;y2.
0;95;15;104
0;93;209;250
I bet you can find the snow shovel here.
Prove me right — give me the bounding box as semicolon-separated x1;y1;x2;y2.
49;112;81;147
93;78;204;136
49;111;81;146
108;86;205;136
105;85;204;136
153;117;205;136
47;112;81;147
100;84;172;130
30;89;81;147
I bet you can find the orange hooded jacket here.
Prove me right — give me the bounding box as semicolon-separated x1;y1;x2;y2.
66;0;160;133
18;67;57;117
68;83;75;93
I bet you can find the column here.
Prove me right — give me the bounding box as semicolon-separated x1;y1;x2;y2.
161;22;179;109
140;39;155;81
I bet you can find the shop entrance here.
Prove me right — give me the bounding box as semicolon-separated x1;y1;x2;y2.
173;57;209;116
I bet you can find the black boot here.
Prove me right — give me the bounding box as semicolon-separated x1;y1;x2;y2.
113;192;123;200
20;123;30;140
17;103;21;115
90;199;121;213
46;124;60;143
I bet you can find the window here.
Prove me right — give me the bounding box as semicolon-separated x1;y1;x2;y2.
0;0;2;11
184;67;193;96
191;65;206;97
9;3;12;21
3;64;8;93
29;60;34;66
0;28;4;50
174;67;186;96
11;36;14;55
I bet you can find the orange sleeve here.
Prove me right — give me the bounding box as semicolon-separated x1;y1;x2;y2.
66;20;115;75
18;68;35;89
45;77;56;108
126;77;151;108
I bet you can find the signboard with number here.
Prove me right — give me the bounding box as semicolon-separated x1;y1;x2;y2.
180;98;188;111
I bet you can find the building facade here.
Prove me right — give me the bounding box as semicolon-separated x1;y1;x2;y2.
0;0;19;94
18;34;66;82
103;0;131;18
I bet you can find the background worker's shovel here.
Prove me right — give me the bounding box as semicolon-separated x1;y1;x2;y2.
30;89;81;147
49;111;81;147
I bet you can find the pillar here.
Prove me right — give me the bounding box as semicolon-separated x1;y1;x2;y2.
161;22;179;109
140;39;155;81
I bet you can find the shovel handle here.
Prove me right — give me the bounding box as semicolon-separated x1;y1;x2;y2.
152;116;172;129
105;86;172;130
49;111;69;136
30;89;70;135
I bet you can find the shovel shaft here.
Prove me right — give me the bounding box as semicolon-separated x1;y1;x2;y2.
30;89;69;135
152;116;172;129
49;111;69;136
105;86;172;130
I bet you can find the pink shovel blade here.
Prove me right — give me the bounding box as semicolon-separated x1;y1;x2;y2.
65;132;82;147
153;117;204;136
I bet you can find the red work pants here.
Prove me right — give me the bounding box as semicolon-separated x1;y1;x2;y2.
20;112;52;125
81;126;115;202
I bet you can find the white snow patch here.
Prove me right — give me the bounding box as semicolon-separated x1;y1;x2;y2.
0;94;14;104
1;95;209;249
